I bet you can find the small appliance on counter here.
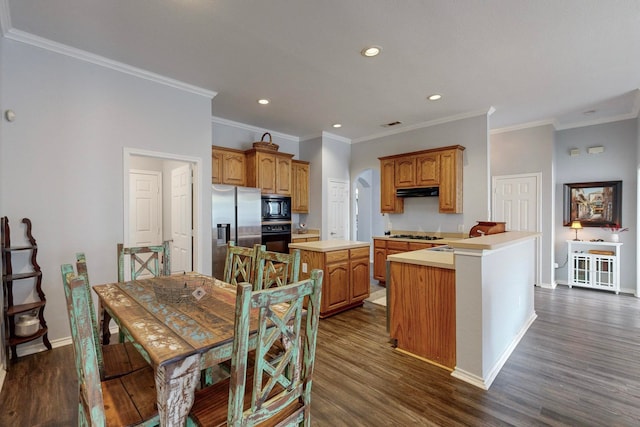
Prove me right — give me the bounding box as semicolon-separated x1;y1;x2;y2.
469;221;506;237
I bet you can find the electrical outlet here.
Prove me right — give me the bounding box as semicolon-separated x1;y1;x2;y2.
457;224;465;232
554;262;559;268
302;262;308;273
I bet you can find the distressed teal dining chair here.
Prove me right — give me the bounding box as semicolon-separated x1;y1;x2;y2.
61;255;149;380
254;248;301;290
223;242;265;285
117;240;171;282
63;272;159;426
188;269;324;426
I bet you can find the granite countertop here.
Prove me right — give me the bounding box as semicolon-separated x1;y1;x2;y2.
288;239;370;252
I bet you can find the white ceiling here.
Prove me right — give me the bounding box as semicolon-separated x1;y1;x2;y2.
4;0;640;141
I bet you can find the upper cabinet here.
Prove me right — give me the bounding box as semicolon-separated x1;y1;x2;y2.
381;159;404;213
292;160;310;213
212;146;246;186
379;145;464;214
245;148;294;195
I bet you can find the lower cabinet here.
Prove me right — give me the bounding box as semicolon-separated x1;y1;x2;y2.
297;246;370;318
373;239;435;284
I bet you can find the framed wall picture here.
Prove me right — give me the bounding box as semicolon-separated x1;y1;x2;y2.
563;180;622;227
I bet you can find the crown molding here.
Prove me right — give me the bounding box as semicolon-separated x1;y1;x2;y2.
321;131;351;144
211;116;299;142
351;108;492;144
490;119;556;135
4;28;217;99
554;112;639;131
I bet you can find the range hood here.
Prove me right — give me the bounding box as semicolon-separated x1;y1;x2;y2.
395;187;439;198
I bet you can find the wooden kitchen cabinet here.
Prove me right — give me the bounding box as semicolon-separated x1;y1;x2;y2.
245;148;294;195
379;145;464;214
294;244;370;318
291;160;310;213
373;238;438;284
380;159;404;213
438;147;464;213
395;153;440;188
212;146;246;186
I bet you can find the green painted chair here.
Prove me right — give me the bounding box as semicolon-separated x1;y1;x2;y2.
223;242;265;286
62;271;159;426
188;269;324;426
254;248;301;290
61;255;149;380
117;240;171;282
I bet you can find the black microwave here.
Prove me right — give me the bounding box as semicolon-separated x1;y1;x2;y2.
261;195;292;222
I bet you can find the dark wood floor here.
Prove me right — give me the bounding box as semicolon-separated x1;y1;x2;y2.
2;285;640;426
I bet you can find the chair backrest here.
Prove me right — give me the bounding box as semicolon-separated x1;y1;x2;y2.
254;248;301;290
61;256;106;379
117;241;171;282
228;269;323;426
62;272;107;426
223;242;264;285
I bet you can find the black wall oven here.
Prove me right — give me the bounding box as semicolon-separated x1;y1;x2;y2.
261;222;292;253
261;195;292;253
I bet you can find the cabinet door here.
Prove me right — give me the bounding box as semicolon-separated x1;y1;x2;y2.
212;150;222;184
415;153;440;186
325;260;350;312
291;161;309;211
394;156;416;188
257;152;277;194
373;247;387;281
221;151;246;186
408;242;431;251
439;148;463;213
380;159;403;213
350;256;370;301
275;155;292;195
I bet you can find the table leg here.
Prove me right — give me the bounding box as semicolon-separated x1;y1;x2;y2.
156;353;201;426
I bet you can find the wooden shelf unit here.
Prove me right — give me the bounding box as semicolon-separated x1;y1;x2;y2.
2;217;52;363
567;240;622;294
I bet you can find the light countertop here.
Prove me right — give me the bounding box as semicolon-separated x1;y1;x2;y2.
448;231;540;250
288;239;370;252
387;249;455;270
291;232;320;240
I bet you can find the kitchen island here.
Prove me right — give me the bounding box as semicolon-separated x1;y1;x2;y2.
289;239;370;318
387;231;540;389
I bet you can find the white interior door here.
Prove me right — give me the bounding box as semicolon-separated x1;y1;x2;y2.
493;173;541;283
328;179;349;240
171;164;192;273
129;170;162;246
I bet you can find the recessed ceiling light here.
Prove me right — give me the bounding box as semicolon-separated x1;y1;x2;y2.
332;123;342;128
427;94;442;101
257;99;270;105
361;46;382;57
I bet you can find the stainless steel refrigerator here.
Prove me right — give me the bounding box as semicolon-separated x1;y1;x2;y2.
212;184;262;279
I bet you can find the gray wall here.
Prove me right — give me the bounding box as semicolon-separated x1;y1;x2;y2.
350;114;490;237
490;124;555;286
0;38;213;355
554;119;638;294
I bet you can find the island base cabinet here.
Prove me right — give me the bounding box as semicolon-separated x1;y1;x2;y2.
389;261;456;369
297;246;370;318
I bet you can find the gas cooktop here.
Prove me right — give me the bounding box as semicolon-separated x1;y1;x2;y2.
389;234;443;240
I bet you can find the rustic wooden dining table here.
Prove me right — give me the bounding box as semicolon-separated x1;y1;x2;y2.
93;272;271;426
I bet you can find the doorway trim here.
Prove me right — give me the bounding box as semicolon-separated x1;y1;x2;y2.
123;147;202;271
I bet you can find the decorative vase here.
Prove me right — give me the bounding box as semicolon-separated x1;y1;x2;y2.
611;233;619;243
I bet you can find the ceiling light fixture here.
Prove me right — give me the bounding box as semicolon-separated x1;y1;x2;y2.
257;99;270;105
427;94;442;101
361;46;382;57
332;123;342;128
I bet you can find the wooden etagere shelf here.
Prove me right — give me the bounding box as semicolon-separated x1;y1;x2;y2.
2;217;52;364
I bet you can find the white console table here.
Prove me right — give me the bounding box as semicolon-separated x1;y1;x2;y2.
567;240;622;294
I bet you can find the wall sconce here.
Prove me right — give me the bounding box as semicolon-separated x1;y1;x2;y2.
570;220;582;241
587;146;605;154
569;148;580;156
